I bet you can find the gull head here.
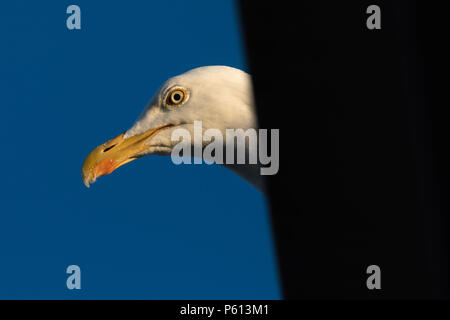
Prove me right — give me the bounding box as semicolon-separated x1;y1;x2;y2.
81;65;256;188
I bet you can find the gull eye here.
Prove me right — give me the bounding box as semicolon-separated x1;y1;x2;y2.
166;88;187;106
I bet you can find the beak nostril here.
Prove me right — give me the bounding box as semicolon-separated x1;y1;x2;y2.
103;144;116;153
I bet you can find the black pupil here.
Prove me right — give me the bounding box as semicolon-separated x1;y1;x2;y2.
173;93;181;102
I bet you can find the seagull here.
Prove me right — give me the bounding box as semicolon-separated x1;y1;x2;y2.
81;66;266;193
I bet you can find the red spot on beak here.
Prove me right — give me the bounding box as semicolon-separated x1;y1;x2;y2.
94;158;117;178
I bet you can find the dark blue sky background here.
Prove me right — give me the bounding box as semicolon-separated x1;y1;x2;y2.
0;1;280;299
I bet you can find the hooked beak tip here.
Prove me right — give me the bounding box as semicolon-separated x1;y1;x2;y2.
82;172;92;188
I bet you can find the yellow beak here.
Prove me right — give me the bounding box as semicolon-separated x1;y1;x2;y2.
81;125;173;188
